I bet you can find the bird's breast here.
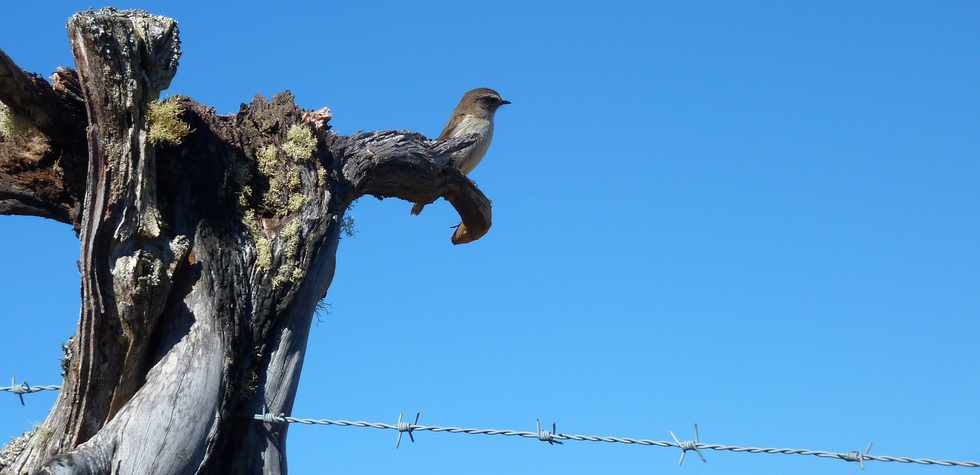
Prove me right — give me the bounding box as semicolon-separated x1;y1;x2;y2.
449;116;493;175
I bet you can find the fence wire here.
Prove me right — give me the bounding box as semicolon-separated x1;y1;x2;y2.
0;379;61;405
252;412;980;469
6;381;978;470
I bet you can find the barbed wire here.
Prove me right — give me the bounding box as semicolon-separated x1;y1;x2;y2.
0;378;60;405
253;412;980;469
7;380;978;470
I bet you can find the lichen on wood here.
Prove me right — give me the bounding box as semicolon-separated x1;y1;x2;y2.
0;102;27;140
255;236;272;270
286;193;306;213
0;8;494;473
146;99;190;145
271;219;304;288
282;123;316;160
255;142;308;217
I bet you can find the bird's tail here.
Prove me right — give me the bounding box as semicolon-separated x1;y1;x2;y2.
410;203;425;216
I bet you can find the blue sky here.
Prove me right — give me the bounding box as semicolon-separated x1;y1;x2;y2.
2;1;978;474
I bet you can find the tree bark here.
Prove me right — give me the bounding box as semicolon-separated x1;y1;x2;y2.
0;50;87;227
0;8;491;474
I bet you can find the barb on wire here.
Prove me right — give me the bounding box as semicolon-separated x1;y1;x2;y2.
536;419;562;445
253;413;980;470
395;411;421;448
841;442;874;470
670;424;707;465
6;381;978;470
0;377;61;405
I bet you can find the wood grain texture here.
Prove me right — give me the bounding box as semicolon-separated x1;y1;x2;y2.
0;8;493;474
340;130;492;244
0;51;87;228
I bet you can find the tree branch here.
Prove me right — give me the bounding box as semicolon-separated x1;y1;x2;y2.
338;131;493;244
0;50;80;138
0;48;87;227
5;7;495;471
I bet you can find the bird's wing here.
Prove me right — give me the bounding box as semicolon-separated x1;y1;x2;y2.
437;114;465;141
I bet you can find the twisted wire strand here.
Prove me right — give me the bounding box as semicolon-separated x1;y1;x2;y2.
253;414;980;469
0;384;61;394
9;384;978;469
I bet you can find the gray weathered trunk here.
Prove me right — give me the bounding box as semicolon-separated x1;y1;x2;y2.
0;8;490;474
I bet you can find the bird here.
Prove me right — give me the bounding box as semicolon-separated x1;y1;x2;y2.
411;87;510;215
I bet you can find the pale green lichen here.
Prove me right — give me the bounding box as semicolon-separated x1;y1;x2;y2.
271;271;290;289
282;124;316;161
243;209;260;234
243;209;270;270
317;167;327;185
287;194;306;214
271;220;304;289
281;221;301;255
243;126;317;277
264;195;286;217
257;145;278;175
287;169;302;190
147;100;190;146
255;145;306;217
255;237;272;271
238;185;253;208
0;102;30;141
0;103;14;140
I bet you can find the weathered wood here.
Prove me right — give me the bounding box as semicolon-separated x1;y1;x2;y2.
0;8;493;474
0;50;87;227
340;131;492;244
0;50;84;140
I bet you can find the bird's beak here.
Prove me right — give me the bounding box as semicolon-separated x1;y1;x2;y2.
500;99;512;105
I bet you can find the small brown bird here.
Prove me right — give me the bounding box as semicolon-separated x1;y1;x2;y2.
411;87;510;215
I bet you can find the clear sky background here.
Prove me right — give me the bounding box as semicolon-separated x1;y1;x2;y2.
1;2;978;474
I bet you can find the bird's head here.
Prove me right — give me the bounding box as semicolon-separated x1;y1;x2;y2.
457;88;510;119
